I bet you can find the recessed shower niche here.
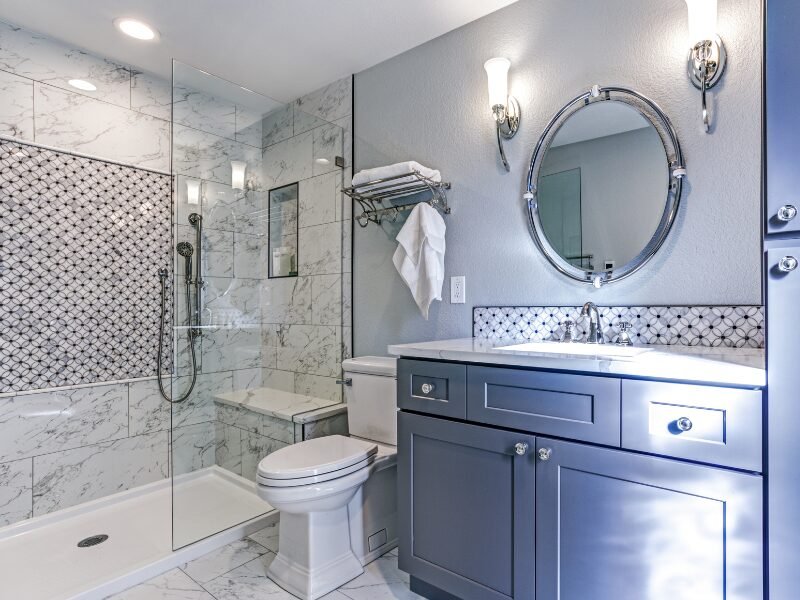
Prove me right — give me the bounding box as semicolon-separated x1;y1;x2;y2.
268;182;299;278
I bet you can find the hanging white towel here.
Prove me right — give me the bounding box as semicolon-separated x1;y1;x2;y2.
392;203;446;319
352;161;441;188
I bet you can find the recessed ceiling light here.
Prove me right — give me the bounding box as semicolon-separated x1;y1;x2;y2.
114;17;158;41
314;158;331;165
68;79;97;91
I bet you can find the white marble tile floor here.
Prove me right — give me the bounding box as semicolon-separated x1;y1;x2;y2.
110;524;422;600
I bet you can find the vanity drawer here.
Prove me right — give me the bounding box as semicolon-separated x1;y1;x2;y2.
397;359;467;419
467;366;621;446
621;380;762;471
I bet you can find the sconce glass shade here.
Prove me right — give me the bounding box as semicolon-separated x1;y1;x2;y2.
186;179;200;205
484;57;510;110
231;161;247;191
685;0;717;42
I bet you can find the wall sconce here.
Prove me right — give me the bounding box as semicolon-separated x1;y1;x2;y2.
186;178;201;205
484;57;520;171
231;161;247;191
685;0;726;132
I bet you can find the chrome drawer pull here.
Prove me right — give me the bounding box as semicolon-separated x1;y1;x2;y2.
778;204;798;222
537;447;552;461
514;442;529;456
421;382;435;395
336;378;352;386
676;417;693;432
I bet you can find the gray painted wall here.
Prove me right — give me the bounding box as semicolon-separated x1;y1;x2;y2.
353;0;761;356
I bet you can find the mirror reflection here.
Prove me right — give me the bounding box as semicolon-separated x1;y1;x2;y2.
537;101;669;272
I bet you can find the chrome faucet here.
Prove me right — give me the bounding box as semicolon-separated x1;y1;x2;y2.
580;302;605;344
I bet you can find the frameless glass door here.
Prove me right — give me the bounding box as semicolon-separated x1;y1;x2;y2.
169;60;347;549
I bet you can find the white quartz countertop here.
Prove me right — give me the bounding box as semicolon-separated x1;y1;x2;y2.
214;387;340;422
388;338;766;388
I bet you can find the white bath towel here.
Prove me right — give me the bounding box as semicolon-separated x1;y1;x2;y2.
352;161;441;188
392;202;446;319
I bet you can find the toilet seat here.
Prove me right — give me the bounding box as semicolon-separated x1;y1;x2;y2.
257;435;377;487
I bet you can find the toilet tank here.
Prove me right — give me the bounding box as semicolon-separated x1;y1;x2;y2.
343;356;398;446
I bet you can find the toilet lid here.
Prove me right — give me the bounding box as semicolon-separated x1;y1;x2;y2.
257;435;378;481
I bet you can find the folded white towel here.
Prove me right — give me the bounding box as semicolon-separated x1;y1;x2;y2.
392;203;446;319
352;161;441;188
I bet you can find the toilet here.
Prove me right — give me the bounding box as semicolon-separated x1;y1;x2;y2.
256;356;398;600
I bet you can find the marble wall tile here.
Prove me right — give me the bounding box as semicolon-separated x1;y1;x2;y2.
261;104;293;147
342;218;352;274
342;326;353;361
293;106;330;137
342;272;352;328
202;327;262;373
261;276;312;325
233;368;263;391
215;421;242;476
299;172;337;228
0;69;33;139
178;225;235;279
203;181;266;236
236;107;264;148
173;123;261;186
172;421;216;476
32;431;168;515
277;325;340;377
34;83;170;172
294;76;352;124
173;84;236;140
299;221;342;276
172;371;234;429
0;21;131;108
205;277;262;327
0;458;32;527
0;384;128;462
260;414;295;445
130;70;171;121
303;413;349;440
312;123;343;176
216;403;261;435
234;233;265;280
262;130;313;189
241;431;288;481
129;379;169;436
261;369;295;394
336;167;353;222
334;115;353;168
311;274;342;326
294;373;343;403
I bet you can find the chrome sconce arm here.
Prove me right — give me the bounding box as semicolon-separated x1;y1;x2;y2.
687;36;727;133
491;97;521;171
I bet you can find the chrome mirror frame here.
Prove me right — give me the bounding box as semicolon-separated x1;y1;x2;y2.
525;85;686;287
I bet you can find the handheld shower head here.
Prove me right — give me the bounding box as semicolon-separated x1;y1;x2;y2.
176;241;194;280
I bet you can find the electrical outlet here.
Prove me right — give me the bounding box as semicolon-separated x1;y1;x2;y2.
450;276;466;304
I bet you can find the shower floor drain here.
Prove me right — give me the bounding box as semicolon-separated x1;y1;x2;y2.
77;534;109;548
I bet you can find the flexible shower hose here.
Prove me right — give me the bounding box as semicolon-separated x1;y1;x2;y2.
156;270;198;403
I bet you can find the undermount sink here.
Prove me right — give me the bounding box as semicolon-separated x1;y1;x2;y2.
496;341;653;358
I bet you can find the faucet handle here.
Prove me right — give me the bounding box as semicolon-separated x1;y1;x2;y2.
616;321;634;346
562;320;576;343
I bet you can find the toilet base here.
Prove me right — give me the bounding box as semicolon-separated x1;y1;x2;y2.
268;508;364;600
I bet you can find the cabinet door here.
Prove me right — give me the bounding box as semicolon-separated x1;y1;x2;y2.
766;241;800;597
766;0;800;234
536;438;763;600
398;411;535;600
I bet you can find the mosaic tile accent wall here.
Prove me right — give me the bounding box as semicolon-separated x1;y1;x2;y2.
0;139;171;392
474;305;764;348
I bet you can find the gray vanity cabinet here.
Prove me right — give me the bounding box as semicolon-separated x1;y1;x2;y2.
535;437;764;600
397;411;536;600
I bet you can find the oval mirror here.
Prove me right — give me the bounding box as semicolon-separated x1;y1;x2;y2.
526;86;685;286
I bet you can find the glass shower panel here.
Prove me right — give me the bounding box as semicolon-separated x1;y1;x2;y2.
170;61;346;549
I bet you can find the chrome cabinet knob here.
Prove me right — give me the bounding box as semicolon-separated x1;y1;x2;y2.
514;442;529;456
778;256;798;273
421;382;435;395
778;204;798;222
676;417;693;432
538;447;552;461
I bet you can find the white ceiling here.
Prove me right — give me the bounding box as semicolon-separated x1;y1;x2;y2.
0;0;518;103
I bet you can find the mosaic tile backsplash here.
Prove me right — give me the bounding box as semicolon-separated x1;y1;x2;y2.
0;139;171;392
474;305;764;348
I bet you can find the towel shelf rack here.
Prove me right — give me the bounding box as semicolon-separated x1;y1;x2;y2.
342;170;451;227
